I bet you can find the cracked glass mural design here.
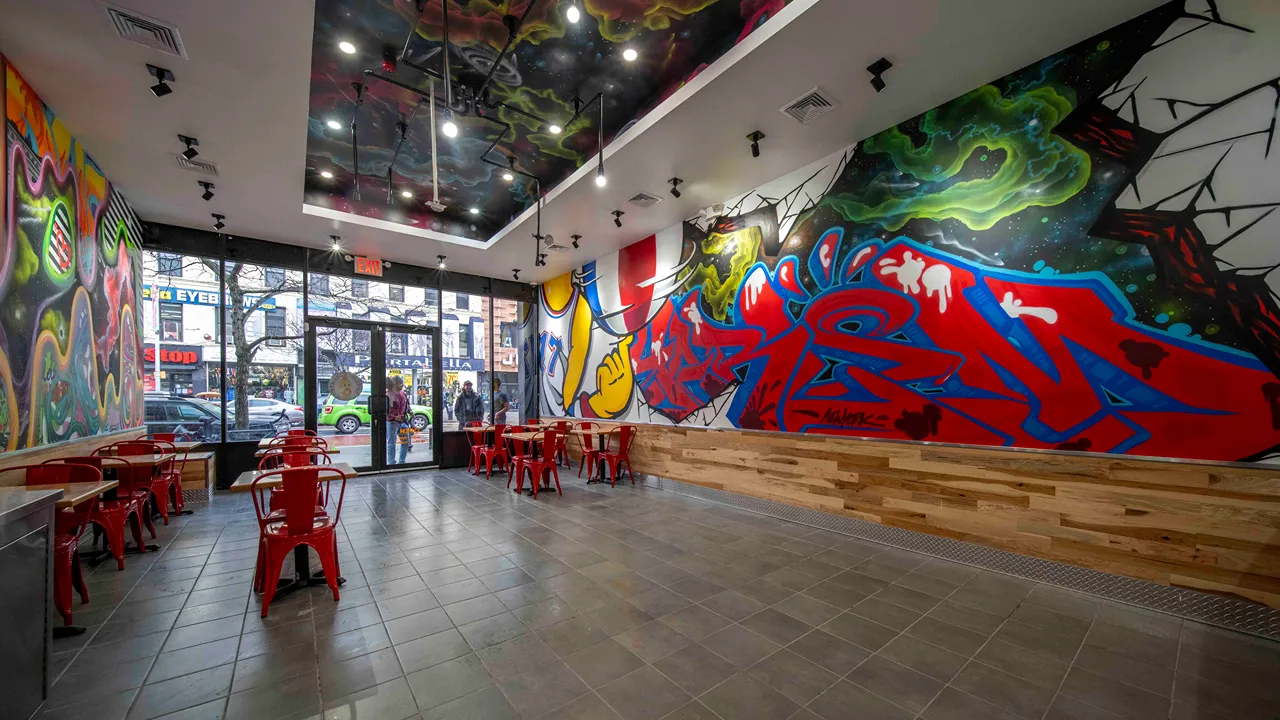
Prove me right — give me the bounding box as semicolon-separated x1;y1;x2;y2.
538;0;1280;463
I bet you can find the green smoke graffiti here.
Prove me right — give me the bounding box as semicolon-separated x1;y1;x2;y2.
822;84;1089;231
490;86;591;162
686;227;761;321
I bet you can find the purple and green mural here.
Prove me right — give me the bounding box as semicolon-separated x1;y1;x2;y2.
539;0;1280;463
2;58;145;452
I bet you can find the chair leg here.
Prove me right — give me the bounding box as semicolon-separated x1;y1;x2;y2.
260;541;290;617
551;465;562;496
141;500;157;539
127;511;145;555
315;537;341;601
624;459;634;484
173;482;184;515
53;551;72;625
101;519;126;570
72;550;89;604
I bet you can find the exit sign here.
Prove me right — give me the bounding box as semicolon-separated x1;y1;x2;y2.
354;256;382;277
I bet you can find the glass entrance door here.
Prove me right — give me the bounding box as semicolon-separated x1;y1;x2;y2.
307;320;440;471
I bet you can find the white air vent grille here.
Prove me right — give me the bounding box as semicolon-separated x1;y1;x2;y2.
174;154;219;176
627;191;663;208
781;87;837;124
106;5;187;59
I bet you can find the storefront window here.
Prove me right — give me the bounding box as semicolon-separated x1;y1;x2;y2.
492;299;525;424
142;250;225;442
221;261;304;441
444;292;489;429
306;274;439;327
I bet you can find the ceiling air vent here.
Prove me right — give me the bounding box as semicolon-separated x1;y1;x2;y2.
105;4;188;59
173;154;219;176
627;191;663;209
780;87;836;125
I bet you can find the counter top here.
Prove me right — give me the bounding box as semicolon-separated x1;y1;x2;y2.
0;488;64;525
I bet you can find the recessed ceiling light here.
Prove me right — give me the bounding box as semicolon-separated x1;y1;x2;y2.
548;124;562;135
401;190;412;198
442;119;458;138
338;41;357;54
502;171;514;182
326;119;342;130
566;4;580;23
469;207;480;215
622;48;638;62
320;170;334;179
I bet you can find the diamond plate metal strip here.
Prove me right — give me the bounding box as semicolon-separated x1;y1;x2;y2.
636;473;1280;640
182;487;212;505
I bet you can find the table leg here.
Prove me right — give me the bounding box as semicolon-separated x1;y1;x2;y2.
587;436;611;484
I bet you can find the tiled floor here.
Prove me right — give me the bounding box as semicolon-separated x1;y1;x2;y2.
38;467;1280;720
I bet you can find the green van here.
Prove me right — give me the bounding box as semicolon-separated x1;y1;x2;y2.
319;394;432;434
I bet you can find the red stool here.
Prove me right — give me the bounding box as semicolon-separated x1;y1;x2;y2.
518;430;563;500
250;466;348;616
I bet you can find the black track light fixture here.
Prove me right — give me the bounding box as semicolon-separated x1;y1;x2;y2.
147;65;174;97
867;57;892;93
211;213;225;231
612;210;624;228
437;255;447;270
747;131;765;158
537;253;548;266
330;235;343;252
570;234;581;249
512;269;520;280
669;177;683;199
178;135;200;161
198;181;215;202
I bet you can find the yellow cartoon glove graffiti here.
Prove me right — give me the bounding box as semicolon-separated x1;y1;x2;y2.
585;335;633;418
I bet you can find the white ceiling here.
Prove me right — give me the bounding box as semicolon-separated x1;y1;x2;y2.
0;0;1164;283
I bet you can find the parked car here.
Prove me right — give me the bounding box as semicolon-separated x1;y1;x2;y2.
144;393;285;442
246;397;304;426
319;394;432;434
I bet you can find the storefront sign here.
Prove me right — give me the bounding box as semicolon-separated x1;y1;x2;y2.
323;354;485;372
144;345;201;366
354;256;383;277
143;285;277;310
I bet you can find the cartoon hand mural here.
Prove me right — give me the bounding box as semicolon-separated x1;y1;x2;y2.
583;335;634;418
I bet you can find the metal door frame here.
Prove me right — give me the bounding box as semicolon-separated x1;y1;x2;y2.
305;318;442;472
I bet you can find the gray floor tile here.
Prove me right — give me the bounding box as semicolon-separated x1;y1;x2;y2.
534;691;624;720
1061;666;1171;720
385;608;454;645
231;641;318;694
773;592;843;627
950;661;1056;719
225;671;320;720
323;676;420;720
1074;644;1173;696
878;633;968;683
973;638;1069;689
476;633;560;681
700;672;798;720
395;628;472;674
597;666;691;720
627;587;692;617
614;620;692;662
995;619;1085;664
699;591;766;622
850;596;923;631
746;648;838;704
147;637;239;684
320;645;405;699
821;610;900;652
650;642;737;696
565;639;646;689
847;653;943;714
658;604;732;640
443;593;507;626
921;686;1025;720
405;653;494;711
128;664;234;719
1044;694;1126;720
420;684;519;720
457;610;527;649
926;600;1005;636
788;628;871;675
499;657;591;718
809;679;914;720
539;616;612;657
698;623;780;669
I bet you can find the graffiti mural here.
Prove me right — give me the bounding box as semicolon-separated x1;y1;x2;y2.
2;59;144;452
538;0;1280;463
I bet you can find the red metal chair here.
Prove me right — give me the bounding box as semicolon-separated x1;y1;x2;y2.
599;426;637;487
517;430;563;500
503;426;530;490
550;421;572;467
259;447;332;514
476;423;509;479
106;440;180;526
47;456;146;570
0;464;99;625
250;466;348;616
575;422;602;479
464;421;489;473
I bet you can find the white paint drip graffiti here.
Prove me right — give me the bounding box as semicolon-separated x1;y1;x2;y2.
743;268;768;309
1000;291;1058;324
851;246;875;270
683;303;704;335
879;251;953;313
922;265;953;313
819;242;833;269
879;251;926;293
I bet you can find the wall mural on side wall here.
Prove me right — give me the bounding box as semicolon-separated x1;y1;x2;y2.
2;59;145;452
538;0;1280;463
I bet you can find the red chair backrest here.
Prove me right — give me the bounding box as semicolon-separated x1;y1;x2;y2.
616;425;636;455
0;464;72;486
259;447;329;470
56;455;142;496
539;430;559;462
464;421;485;448
576;421;595;432
252;466;347;535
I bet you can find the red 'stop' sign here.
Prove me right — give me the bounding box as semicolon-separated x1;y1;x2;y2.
354;256;383;277
144;347;199;365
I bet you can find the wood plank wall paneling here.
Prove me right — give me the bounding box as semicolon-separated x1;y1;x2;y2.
0;428;146;485
563;422;1280;609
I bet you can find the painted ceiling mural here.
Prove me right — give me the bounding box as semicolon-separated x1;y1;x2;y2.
2;59;145;451
538;0;1280;463
305;0;792;242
